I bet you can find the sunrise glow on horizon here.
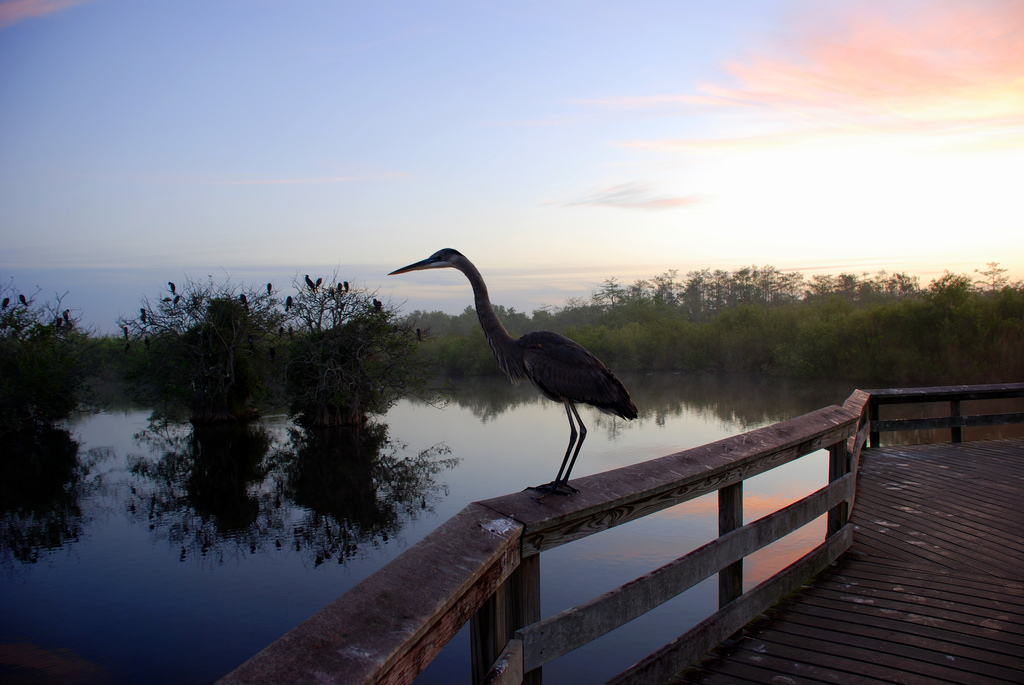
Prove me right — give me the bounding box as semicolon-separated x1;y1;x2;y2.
1;0;1022;331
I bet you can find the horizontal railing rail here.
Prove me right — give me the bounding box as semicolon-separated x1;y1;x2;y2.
220;398;868;685
865;382;1024;446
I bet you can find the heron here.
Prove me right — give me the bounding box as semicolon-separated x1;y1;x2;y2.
389;248;637;495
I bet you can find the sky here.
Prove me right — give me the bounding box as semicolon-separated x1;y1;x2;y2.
2;0;1023;332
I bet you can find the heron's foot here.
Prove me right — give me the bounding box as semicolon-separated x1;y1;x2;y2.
528;480;579;498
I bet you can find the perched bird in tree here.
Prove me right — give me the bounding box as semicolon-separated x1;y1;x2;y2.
315;277;323;289
2;297;9;309
390;248;637;495
140;308;147;324
267;283;273;295
373;298;382;312
285;295;293;311
122;325;129;339
62;310;70;323
168;282;176;295
343;281;349;292
19;294;27;306
305;274;316;291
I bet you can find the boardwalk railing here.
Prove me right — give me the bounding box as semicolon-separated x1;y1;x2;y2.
220;391;879;685
866;382;1024;447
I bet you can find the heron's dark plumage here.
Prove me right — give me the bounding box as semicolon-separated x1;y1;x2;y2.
518;331;636;420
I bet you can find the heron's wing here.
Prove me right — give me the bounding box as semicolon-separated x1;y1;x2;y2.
519;331;637;419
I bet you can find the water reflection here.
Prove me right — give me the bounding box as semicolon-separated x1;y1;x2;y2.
436;371;856;430
125;419;457;567
280;426;457;565
0;427;106;568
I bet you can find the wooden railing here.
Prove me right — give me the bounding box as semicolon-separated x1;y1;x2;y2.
866;382;1024;447
220;388;877;685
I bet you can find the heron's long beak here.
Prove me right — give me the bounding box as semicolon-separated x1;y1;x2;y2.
388;257;446;275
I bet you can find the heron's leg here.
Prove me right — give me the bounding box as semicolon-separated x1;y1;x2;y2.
529;402;580;497
559;403;587;485
552;401;579;484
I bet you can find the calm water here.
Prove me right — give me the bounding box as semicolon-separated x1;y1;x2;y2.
1;373;857;684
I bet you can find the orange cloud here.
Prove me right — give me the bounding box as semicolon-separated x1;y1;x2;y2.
702;1;1024;127
607;1;1024;154
0;0;88;28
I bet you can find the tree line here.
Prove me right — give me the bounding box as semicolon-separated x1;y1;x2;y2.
404;262;1024;383
2;262;1021;437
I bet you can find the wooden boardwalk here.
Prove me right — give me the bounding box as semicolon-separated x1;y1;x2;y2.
677;438;1024;685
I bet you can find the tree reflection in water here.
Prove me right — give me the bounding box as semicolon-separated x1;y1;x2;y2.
127;419;456;567
0;427;108;568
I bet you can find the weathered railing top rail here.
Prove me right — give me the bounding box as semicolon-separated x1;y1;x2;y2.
863;382;1024;404
219;404;859;685
866;382;1024;446
480;404;856;557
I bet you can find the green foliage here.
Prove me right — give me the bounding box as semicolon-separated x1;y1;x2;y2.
283;274;433;427
404;264;1023;385
119;278;282;423
0;283;90;435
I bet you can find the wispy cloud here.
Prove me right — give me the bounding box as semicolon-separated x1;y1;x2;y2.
557;183;704;211
0;0;88;28
697;1;1024;128
594;1;1024;153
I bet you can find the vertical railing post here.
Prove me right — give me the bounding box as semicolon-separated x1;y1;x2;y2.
828;440;850;537
869;399;880;448
718;482;743;608
471;554;541;684
950;399;962;443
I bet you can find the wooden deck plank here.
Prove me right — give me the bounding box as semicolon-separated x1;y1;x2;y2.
675;438;1024;685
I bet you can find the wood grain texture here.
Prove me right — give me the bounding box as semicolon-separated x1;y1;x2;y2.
676;438;1024;685
517;474;854;672
480;405;857;556
217;504;522;685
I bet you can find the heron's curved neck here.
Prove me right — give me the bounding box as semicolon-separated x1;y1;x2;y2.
456;259;514;346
